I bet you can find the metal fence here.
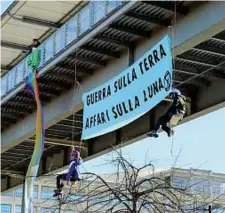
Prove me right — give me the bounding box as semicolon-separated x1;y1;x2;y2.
1;1;124;98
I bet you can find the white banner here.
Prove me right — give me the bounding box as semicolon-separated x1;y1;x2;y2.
82;35;173;140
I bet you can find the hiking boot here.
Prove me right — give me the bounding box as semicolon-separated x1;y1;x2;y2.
53;189;62;197
168;129;174;137
147;131;159;138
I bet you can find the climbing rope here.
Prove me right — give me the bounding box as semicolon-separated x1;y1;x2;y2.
73;48;87;153
170;133;174;156
176;60;225;87
169;2;177;156
71;49;78;150
71;49;92;178
171;2;177;90
71;49;83;153
68;48;92;191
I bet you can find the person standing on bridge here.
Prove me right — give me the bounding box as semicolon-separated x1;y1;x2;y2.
30;39;41;52
53;150;82;197
148;89;186;138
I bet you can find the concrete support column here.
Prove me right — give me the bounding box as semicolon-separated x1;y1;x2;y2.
21;179;25;213
63;147;70;166
149;109;156;132
6;176;11;189
42;157;47;174
88;139;94;156
128;43;135;66
115;130;121;145
38;184;42;200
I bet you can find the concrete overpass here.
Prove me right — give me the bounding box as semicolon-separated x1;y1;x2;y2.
1;1;225;192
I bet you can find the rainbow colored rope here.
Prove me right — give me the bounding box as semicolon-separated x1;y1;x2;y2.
24;71;44;213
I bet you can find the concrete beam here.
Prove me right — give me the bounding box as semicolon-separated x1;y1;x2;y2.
7;12;61;29
2;100;225;192
22;16;61;29
1;170;24;177
2;1;225;153
1;41;30;52
172;2;225;56
69;55;107;67
81;101;225;170
1;65;13;72
1;1;137;105
134;2;225;59
56;64;94;76
81;45;120;59
28;137;88;149
109;24;151;38
95;35;130;48
24;100;225;183
143;1;188;15
125;11;170;27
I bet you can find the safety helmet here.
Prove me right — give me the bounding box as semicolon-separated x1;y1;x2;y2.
71;150;80;158
172;88;181;95
170;88;181;97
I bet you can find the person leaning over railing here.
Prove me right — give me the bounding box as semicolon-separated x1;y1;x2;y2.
27;39;41;72
29;39;41;53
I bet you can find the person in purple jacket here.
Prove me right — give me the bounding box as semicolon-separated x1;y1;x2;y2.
53;150;82;196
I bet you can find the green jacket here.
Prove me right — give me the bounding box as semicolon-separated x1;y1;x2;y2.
27;49;41;69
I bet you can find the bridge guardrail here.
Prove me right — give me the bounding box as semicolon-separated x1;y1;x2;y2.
1;1;124;98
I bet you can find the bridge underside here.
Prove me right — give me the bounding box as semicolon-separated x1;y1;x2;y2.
1;1;225;192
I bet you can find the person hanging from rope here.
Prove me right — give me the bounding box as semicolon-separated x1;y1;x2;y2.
148;89;186;138
53;150;82;197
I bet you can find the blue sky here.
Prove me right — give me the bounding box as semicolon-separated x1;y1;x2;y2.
1;0;13;15
80;107;225;175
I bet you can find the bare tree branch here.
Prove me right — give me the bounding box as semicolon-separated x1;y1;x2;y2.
46;149;223;213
